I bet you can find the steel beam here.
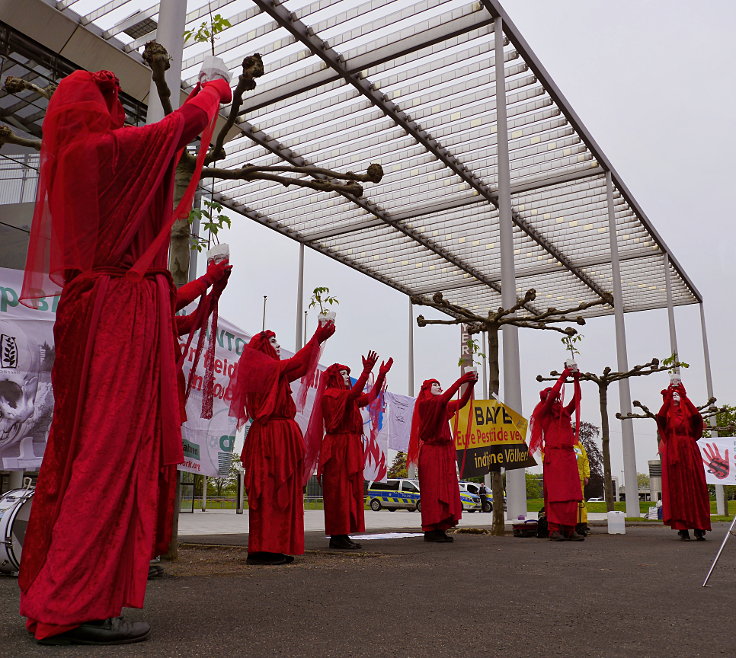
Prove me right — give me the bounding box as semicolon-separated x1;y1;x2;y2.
249;0;611;305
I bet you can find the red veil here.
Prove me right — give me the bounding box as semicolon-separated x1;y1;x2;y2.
528;374;580;454
21;69;220;305
302;363;349;485
407;379;444;467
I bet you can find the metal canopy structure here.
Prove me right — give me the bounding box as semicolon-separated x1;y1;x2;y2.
1;0;701;319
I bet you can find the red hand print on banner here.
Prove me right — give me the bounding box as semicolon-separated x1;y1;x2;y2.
702;443;730;479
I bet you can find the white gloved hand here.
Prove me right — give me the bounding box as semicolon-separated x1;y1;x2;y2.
198;55;231;85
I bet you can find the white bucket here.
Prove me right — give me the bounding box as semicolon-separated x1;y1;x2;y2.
607;510;626;535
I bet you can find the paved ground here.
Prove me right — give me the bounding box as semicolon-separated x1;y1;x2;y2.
2;516;734;657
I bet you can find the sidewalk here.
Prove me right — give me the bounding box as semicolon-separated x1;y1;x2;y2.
2;522;735;656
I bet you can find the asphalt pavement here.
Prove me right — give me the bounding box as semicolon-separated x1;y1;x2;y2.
1;513;735;657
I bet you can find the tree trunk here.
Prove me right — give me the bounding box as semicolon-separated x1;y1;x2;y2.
162;167;194;561
487;328;505;536
599;384;614;512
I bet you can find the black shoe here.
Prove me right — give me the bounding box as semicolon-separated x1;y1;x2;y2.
147;565;164;580
677;530;691;541
566;533;585;541
329;535;358;550
548;531;566;542
424;530;453;543
246;552;294;565
694;529;707;541
347;536;363;549
37;617;150;646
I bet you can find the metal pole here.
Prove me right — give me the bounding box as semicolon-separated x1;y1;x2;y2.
482;330;489;399
236;469;244;515
606;171;638;518
295;244;304;350
262;296;267;331
408;297;415;396
495;17;525;520
702;514;736;587
663;253;679;369
304;311;308;345
700;303;724;514
145;0;187;123
201;475;207;512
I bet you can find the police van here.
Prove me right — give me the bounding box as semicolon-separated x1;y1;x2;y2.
366;479;481;512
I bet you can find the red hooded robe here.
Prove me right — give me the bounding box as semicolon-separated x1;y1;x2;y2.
655;384;710;532
18;70;230;639
408;375;475;532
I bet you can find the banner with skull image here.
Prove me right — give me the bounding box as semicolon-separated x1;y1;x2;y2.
0;268;56;471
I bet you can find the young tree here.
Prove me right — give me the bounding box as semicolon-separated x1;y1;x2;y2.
388;451;408;479
412;288;612;535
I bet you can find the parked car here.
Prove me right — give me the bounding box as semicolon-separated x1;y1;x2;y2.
365;478;482;513
458;481;506;512
366;478;421;511
587;497;604;503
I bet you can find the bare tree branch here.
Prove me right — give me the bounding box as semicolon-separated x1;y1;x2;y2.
4;75;56;100
206;54;264;164
202;168;365;195
0;125;41;150
142;41;174;116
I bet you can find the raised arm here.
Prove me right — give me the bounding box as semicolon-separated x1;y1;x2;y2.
175;260;231;311
655;388;674;438
448;373;477;415
357;357;393;407
281;321;335;381
349;351;378;401
540;368;572;414
565;372;581;414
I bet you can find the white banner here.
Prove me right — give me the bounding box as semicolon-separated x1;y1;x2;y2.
383;391;415;453
0;268;56;471
699;436;736;485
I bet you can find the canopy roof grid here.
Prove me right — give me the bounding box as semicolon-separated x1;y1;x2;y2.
0;0;701;321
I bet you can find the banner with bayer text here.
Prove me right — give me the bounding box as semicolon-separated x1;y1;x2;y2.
453;399;536;478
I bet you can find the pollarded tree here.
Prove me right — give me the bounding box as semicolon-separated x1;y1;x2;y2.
411;288;612;535
0;42;383;287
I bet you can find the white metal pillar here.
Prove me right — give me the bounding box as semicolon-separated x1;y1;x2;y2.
663;253;679;369
494;17;525;520
700;303;724;513
145;0;187;123
408;298;415;396
295;243;305;350
482;331;489;399
606;171;638;518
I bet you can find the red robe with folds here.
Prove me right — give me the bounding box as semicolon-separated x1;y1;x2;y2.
19;77;227;640
320;370;379;536
656;388;710;532
241;336;323;555
536;376;582;530
416;383;473;532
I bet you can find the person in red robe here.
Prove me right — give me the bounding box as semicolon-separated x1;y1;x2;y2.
530;367;584;541
18;64;232;645
307;352;393;549
656;382;710;541
407;372;477;542
229;323;335;565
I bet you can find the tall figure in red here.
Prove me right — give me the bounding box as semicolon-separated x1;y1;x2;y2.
17;61;233;645
306;352;393;549
530;367;584;541
408;372;477;542
656;381;710;541
229;323;335;565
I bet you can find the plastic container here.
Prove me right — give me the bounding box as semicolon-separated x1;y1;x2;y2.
607;510;626;535
318;310;336;325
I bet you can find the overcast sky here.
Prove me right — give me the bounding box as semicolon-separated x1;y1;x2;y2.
212;0;736;476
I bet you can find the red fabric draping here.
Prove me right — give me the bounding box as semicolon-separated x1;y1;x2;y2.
230;324;334;554
18;70;227;640
531;371;582;532
655;384;710;531
410;375;475;531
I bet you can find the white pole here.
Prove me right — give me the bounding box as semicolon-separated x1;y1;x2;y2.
295;244;305;350
145;0;187;123
408;298;415;396
663;253;679;370
482;330;489;399
606;171;638;518
495;17;525;520
700;303;724;514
